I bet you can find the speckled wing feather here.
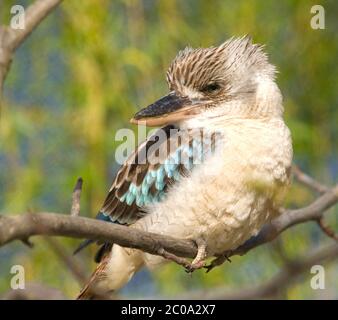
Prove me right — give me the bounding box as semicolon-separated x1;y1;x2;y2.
99;125;218;225
74;125;218;259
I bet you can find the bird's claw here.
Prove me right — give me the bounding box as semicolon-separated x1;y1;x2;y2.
184;260;206;273
204;264;214;273
184;238;208;273
204;253;232;273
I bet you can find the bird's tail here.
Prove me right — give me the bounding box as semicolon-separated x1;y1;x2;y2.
77;244;144;300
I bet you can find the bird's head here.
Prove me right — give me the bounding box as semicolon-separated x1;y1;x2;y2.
131;36;283;128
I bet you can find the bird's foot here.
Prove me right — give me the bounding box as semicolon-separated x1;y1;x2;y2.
204;251;232;273
185;260;206;273
185;238;208;274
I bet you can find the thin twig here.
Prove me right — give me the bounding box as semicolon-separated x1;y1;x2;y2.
317;218;338;241
71;178;83;217
21;237;34;248
292;165;329;194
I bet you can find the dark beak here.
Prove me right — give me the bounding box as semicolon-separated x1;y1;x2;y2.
130;92;195;126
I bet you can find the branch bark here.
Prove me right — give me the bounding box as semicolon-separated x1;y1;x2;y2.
176;243;338;300
0;184;337;263
231;184;338;257
0;0;62;107
0;212;198;259
292;165;329;194
70;177;83;216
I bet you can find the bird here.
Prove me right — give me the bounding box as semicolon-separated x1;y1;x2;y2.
75;36;293;299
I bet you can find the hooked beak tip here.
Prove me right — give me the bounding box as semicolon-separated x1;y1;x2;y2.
130;116;148;125
130;92;195;127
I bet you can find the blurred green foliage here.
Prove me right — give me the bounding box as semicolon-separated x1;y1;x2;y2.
0;0;337;299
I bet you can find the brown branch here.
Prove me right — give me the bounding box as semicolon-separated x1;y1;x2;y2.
0;184;337;265
292;165;329;194
0;212;198;259
70;178;83;217
317;218;338;241
0;0;62;106
176;243;338;300
204;184;338;271
230;185;338;257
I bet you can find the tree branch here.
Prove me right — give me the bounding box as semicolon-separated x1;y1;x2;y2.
176;243;338;300
70;177;83;217
292;165;329;194
0;212;198;259
230;185;338;257
0;184;337;264
316;218;338;241
203;183;338;271
0;0;62;106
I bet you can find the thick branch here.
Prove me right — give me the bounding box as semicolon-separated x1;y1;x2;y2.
231;185;338;257
0;212;198;259
0;185;337;262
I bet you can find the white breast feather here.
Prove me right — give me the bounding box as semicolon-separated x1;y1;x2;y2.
134;118;293;269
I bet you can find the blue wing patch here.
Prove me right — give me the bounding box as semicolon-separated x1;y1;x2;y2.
74;127;219;257
100;127;219;225
114;141;202;210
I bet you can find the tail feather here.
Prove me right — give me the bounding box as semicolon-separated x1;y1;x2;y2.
73;239;94;256
77;245;144;300
77;257;111;300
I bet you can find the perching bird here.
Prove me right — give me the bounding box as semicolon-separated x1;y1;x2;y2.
76;36;293;299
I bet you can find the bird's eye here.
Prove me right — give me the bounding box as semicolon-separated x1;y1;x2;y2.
202;83;221;93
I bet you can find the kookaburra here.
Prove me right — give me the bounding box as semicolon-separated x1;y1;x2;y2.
76;36;293;299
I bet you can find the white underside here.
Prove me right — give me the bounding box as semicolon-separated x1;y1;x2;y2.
132;117;293;269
